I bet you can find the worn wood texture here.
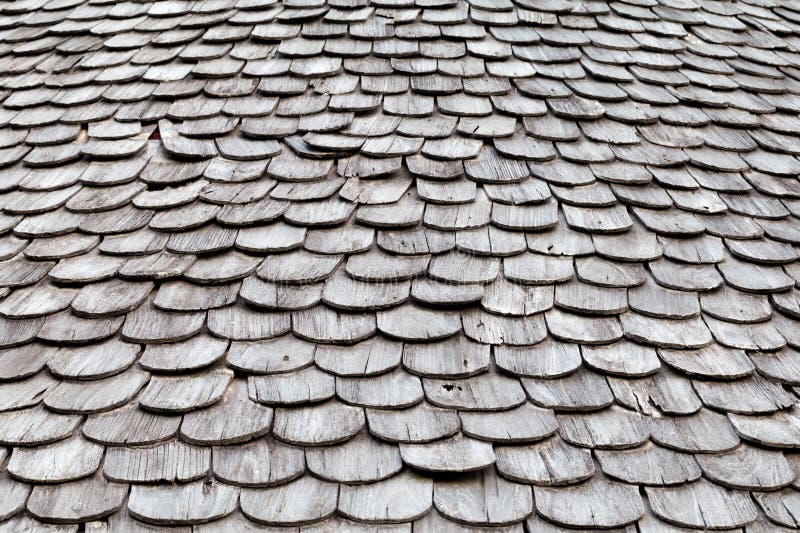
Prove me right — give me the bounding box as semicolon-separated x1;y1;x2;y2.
1;0;800;530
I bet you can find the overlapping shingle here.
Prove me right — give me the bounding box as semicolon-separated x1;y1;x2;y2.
1;0;800;529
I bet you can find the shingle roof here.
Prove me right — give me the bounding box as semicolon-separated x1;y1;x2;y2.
0;0;800;530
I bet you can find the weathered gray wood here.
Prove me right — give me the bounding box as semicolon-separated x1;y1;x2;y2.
705;315;786;351
218;198;288;228
535;475;644;529
575;256;646;288
750;347;800;385
493;200;558;233
378;227;455;256
166;224;237;255
239;277;322;311
503;253;573;285
377;304;461;341
139;368;232;414
0;405;80;446
208;305;291;341
596;442;701;486
772;289;800;321
696;444;794;490
0;257;54;288
213;437;304;487
0;470;29;521
646;479;757;529
563;204;633;233
190;511;281;532
461;402;557;443
8;433;103;483
227;335;315;374
458;226;528;257
24;233;99;261
620;313;711;349
345;248;429;282
338;471;433;523
658;343;754;380
2;515;79;532
38;310;123;345
366;402;460;443
105;440;210;483
425;370;526;412
522;367;614;412
403;335;489;379
554;279;627;316
184;251;262;284
729;405;800;448
315;336;402;377
495;435;594;485
411;278;484;307
592;220;661;262
44;367;149;414
236;223;305;253
249;366;335;405
0;371;56;411
322;270;409;311
272;400;365;446
753;488;800;528
418;508;522;532
693;374;794;414
306;431;402;483
701;285;772;323
418;177;476;205
118;251;194;281
628;277;700;319
129;480;239;526
0;343;57;380
581;340;660;377
240;476;337;525
423;188;492;230
267;149;333;181
141;334;228;372
545;308;630;344
285;199;355;229
0;283;77;318
774;312;800;348
434;467;532;526
422;136;483;160
47;339;139;379
651;408;740;453
718;256;795;293
558;406;649;449
122;300;204;344
292;306;376;344
463;308;548;345
83;401;179;446
406;154;463;179
10;6;800;529
181;379;272;445
495;338;581;378
107;507;190;531
481;277;553;317
27;473;127;523
340;176;413;205
609;367;702;416
336;369;423;409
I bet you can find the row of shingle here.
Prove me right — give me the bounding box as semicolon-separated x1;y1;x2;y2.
0;254;796;320
0;289;795;348
3;440;800;528
3;340;800;415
